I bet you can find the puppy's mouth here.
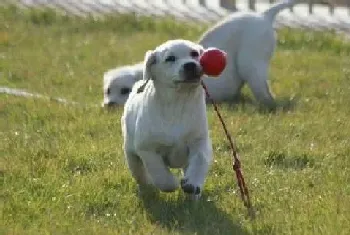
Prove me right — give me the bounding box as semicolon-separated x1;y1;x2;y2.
174;77;201;84
176;69;203;84
103;102;119;108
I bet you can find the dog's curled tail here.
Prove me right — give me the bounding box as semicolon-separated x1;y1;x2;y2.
263;0;297;23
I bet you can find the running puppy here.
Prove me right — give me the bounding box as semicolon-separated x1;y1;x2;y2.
104;0;296;109
121;40;212;198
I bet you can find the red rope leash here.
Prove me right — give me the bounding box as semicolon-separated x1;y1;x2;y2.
201;81;253;213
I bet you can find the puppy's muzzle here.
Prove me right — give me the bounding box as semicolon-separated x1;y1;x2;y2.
104;102;118;108
183;62;203;82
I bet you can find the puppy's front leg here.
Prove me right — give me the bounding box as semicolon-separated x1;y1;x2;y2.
125;150;151;186
137;150;179;192
182;139;212;197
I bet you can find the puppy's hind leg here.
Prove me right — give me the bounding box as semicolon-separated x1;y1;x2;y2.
239;59;276;110
237;29;277;110
137;150;179;193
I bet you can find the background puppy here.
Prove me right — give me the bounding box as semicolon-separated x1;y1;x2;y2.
121;40;212;198
104;0;296;109
103;63;143;107
199;0;296;109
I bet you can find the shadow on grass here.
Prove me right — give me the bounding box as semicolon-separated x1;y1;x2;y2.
273;96;299;112
139;192;250;235
221;94;299;114
264;151;315;170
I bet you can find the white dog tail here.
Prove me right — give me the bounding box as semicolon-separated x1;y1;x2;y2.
263;0;297;23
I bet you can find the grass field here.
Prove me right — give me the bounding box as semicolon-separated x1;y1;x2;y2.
1;5;350;235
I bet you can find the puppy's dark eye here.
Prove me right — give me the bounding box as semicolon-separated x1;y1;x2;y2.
190;50;199;58
120;87;131;95
165;55;176;62
106;88;111;95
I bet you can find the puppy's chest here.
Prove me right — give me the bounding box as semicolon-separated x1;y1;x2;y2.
151;123;195;169
153;122;194;145
159;144;189;169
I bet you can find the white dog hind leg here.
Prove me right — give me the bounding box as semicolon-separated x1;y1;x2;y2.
241;60;276;109
181;139;212;197
237;27;277;109
137;150;179;192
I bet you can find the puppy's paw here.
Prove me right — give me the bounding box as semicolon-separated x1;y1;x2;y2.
180;178;201;195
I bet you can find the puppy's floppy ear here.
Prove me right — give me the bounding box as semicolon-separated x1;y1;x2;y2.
143;50;157;81
137;50;157;93
197;45;205;56
133;63;144;82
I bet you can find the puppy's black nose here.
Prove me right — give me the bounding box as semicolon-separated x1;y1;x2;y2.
183;62;201;81
183;62;197;73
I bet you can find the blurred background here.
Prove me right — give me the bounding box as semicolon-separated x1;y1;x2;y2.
4;0;349;37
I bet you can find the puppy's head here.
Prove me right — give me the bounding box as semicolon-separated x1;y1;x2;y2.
102;64;143;107
143;40;204;88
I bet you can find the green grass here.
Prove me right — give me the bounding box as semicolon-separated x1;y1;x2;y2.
1;5;350;235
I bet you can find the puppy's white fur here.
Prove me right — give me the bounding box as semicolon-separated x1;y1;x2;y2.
104;0;296;109
121;40;212;197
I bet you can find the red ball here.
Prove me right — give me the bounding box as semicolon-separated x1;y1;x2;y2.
199;48;227;77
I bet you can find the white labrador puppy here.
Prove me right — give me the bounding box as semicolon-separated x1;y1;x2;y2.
103;63;143;106
103;0;296;109
121;40;212;198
